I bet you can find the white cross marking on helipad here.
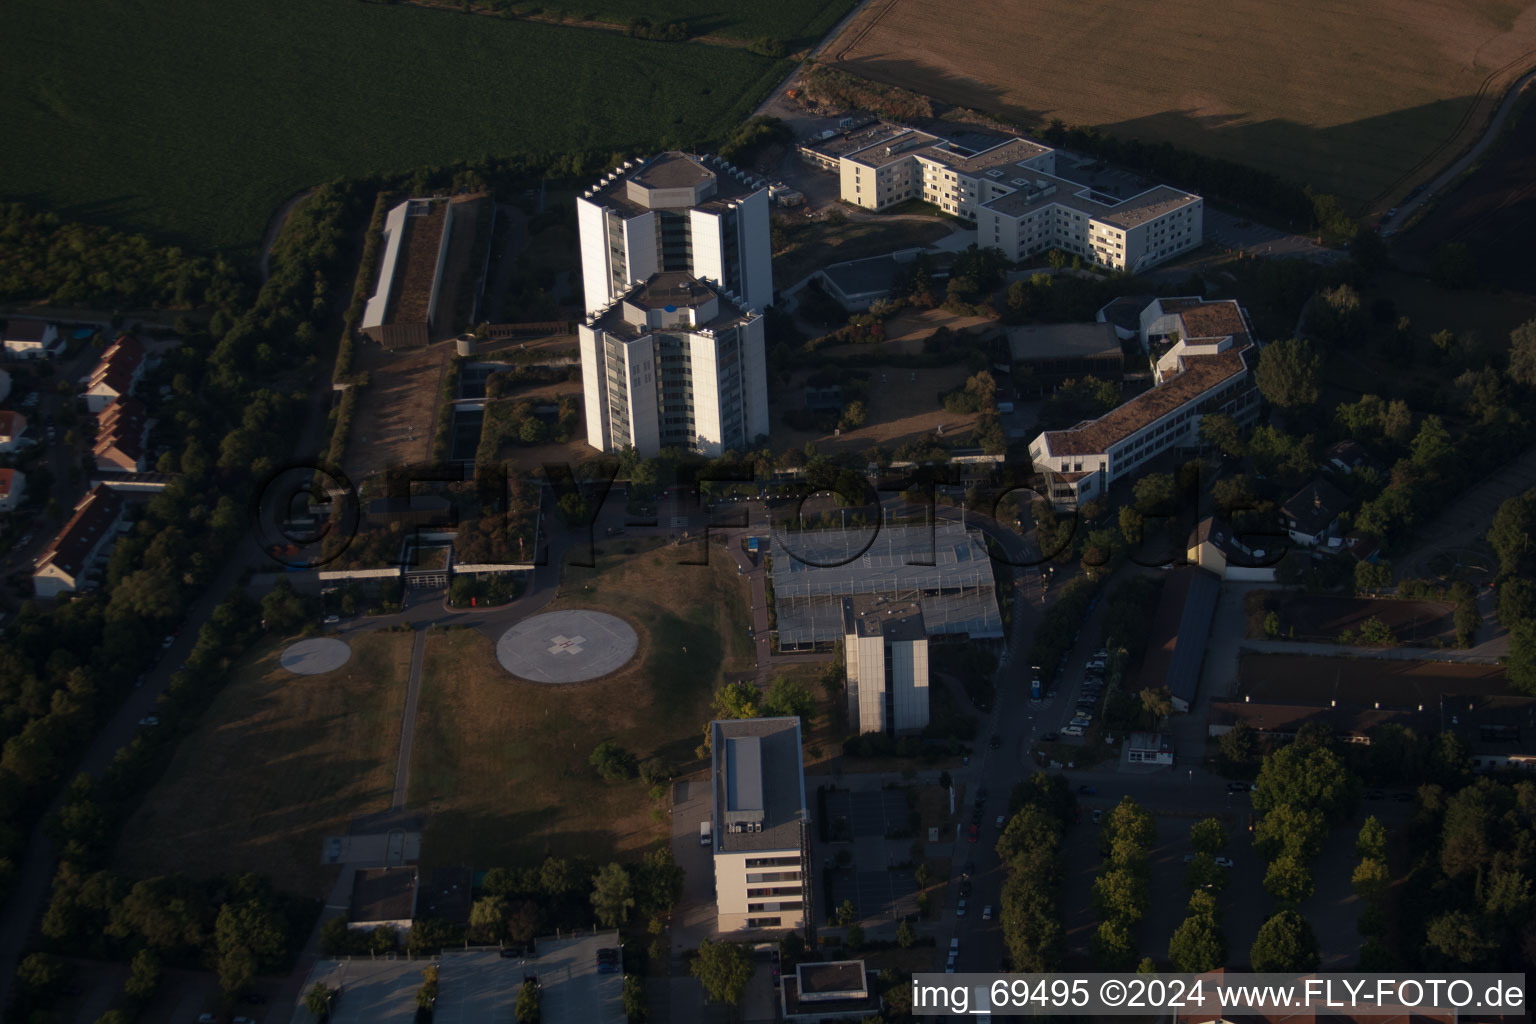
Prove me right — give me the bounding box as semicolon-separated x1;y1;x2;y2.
548;634;587;655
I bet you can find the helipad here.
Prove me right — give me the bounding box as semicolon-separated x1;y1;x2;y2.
280;637;352;675
496;610;638;683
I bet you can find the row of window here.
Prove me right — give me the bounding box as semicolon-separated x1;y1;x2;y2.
744;856;800;868
747;900;804;912
744;870;801;883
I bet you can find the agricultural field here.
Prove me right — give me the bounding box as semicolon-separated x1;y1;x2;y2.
113;631;414;896
407;536;754;868
822;0;1536;209
444;0;858;49
1;0;786;254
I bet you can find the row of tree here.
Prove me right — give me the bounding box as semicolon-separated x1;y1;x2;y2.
998;772;1074;970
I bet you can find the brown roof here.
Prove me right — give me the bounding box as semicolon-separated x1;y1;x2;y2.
1043;346;1251;456
3;318;50;342
630;151;713;190
1281;476;1351;534
37;485;125;582
1176;300;1250;343
0;409;22;438
390;202;448;325
350;867;417;924
0;468;18;500
89;363;137;396
1236;653;1511;707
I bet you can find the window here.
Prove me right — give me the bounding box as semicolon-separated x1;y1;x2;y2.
746;917;783;928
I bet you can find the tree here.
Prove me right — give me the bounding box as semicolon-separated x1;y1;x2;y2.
1254;803;1328;861
1509;318;1536;387
896;918;916;948
1092;868;1147;925
1489;493;1536;578
516;977;541;1023
1185;853;1227;892
1255;338;1320;407
1138;687;1172;727
839;400;867;431
1507;621;1536;696
844;922;864;950
1433;242;1475;289
1356;816;1388;861
1190;818;1228;856
691;938;753;1005
589;740;638;781
1263;854;1315;908
762;676;815;722
1499;577;1536;629
623;974;647;1021
1351;857;1391;903
304;982;333;1018
124;947;161;1002
711;680;760;719
1219;720;1257;765
1355;559;1392;595
1201;413;1246;458
1424;909;1499;968
1091;919;1137;969
469;894;508;943
1169;908;1226;972
1249;910;1320;971
634;847;684;917
1253;743;1357;822
1133;473;1176;514
214;897;287;996
836;898;858;926
591;863;635;928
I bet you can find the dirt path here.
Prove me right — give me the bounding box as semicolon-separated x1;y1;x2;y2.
258;187;316;282
1382;62;1536;227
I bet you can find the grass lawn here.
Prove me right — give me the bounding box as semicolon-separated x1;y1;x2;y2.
114;631;413;895
772;215;954;289
1;0;786;254
408;536;754;868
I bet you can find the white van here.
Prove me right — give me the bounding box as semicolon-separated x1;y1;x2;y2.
1061;725;1085;737
700;821;712;846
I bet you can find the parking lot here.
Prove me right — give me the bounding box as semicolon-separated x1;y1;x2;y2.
826;867;920;922
823;788;911;839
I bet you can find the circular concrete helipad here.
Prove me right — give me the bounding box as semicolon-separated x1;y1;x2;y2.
280;637;352;675
496;610;638;683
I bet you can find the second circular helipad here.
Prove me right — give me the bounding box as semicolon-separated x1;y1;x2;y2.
280;637;352;675
496;610;638;683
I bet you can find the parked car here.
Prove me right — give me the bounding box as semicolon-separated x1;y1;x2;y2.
995;814;1005;829
988;735;1001;749
161;635;175;648
1041;731;1059;742
950;938;960;955
956;899;967;917
1093;649;1108;659
1060;725;1084;737
138;716;159;726
328;838;342;862
324;614;340;624
1214;857;1235;868
982;905;993;921
1091;809;1102;823
1226;781;1250;792
1085;659;1105;671
967;824;978;843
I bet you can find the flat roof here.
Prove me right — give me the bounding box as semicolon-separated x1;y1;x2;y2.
630;271;717;310
984;170;1198;229
584;151;760;217
711;717;806;854
588;273;752;341
1007;321;1123;361
350;867;416;924
819;254;903;299
842;594;926;642
798;960;868;998
1236;654;1514;707
1040;345;1250;457
803;122;924;161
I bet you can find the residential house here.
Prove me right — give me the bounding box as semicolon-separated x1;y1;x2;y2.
0;468;24;513
1186;516;1280;582
84;335;147;413
2;319;60;359
1324;439;1378;476
94;396;150;473
1280;476;1351;547
782;961;882;1023
32;485;129;598
0;409;26;453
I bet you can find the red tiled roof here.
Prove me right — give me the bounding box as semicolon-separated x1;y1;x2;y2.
37;485;125;582
0;409;22;438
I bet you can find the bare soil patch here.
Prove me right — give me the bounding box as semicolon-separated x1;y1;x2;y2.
1257;595;1458;644
823;0;1536;207
345;342;449;479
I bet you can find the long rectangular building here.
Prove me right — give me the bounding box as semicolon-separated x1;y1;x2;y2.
710;717;809;933
804;123;1202;272
1029;297;1259;508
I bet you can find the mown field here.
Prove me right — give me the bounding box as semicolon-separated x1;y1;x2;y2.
114;631;414;896
0;0;786;254
408;537;754;868
824;0;1536;209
